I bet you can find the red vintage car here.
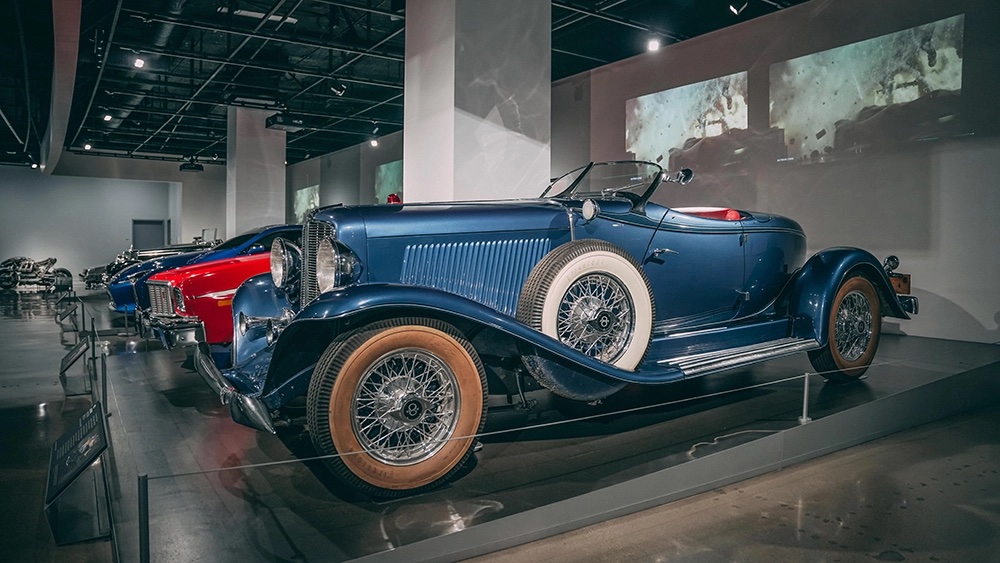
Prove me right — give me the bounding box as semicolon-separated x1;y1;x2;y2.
144;253;270;348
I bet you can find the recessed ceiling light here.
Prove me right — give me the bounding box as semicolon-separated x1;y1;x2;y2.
103;114;113;121
30;163;38;169
647;37;661;52
133;57;145;69
370;138;379;147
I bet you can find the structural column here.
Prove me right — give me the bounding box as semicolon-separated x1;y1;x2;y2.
226;107;286;237
403;0;551;202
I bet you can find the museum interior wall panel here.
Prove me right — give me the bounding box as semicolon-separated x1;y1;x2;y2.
551;0;1000;344
226;107;286;238
550;75;590;177
360;130;403;204
320;146;362;207
0;164;171;276
404;0;550;202
51;152;227;244
285;157;321;224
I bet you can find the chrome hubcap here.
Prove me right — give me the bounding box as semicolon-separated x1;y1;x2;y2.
557;273;634;363
834;290;873;362
352;348;459;465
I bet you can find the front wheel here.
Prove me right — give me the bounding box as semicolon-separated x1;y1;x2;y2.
306;318;487;497
0;269;19;290
808;275;882;382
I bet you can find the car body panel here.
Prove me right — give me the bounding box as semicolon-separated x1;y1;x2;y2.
106;225;299;314
207;161;915;434
146;253;273;345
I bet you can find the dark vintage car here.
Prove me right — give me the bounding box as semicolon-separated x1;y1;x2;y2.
106;225;298;315
101;237;222;284
197;161;918;497
0;257;73;292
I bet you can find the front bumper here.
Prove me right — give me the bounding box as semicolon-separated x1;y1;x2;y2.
194;343;276;434
146;314;206;348
897;294;919;316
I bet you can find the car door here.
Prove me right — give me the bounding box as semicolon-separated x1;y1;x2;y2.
642;208;745;330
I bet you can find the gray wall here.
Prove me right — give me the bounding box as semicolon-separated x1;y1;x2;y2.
0;165;172;276
551;0;1000;343
54;152;227;243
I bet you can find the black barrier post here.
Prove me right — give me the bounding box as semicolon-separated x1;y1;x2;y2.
138;474;149;563
89;319;98;376
101;348;110;418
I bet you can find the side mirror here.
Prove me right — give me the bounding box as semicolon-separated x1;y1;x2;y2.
675;168;694;185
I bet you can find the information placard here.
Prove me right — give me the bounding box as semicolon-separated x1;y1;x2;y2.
45;402;108;506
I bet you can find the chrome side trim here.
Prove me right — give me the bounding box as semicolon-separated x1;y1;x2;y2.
658;337;820;377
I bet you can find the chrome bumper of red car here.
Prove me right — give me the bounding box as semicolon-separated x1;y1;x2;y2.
194;343;275;434
145;314;206;348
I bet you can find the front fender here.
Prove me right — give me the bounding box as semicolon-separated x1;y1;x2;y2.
230;273;296;369
255;283;684;408
785;247;908;345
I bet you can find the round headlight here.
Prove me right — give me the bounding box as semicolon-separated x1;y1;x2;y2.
270;238;301;290
315;239;341;294
270;238;286;288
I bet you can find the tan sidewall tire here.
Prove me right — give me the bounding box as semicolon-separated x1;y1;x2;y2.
537;250;653;370
820;276;882;379
328;325;484;490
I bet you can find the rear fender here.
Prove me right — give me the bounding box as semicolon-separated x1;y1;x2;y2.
784;247;908;345
258;283;684;405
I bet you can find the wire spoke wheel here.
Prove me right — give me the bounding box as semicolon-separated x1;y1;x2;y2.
352;348;459;465
809;276;882;382
556;272;635;363
306;318;487;497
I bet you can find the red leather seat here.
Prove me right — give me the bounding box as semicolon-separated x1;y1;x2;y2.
675;207;742;221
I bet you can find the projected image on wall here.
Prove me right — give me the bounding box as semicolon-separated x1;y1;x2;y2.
293;185;319;223
770;14;964;161
626;72;755;172
375;159;403;204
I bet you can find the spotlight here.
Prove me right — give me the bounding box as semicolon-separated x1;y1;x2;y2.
369;138;378;147
647;37;661;52
212;153;218;161
371;121;379;135
179;158;204;172
329;81;347;96
84;143;92;150
30;163;38;169
730;2;748;15
103;114;113;122
133;57;145;69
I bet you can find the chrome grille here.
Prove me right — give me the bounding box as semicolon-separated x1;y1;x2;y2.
301;219;335;306
148;282;174;316
400;239;550;316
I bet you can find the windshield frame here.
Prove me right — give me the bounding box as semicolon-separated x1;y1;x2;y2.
541;161;665;211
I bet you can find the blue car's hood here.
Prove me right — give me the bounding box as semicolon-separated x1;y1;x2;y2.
313;200;572;239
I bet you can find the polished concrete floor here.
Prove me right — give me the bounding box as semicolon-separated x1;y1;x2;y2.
1;289;998;562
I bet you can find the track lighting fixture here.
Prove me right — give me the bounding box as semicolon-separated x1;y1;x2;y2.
647;37;661;52
133;57;145;69
329;81;347;97
730;2;749;15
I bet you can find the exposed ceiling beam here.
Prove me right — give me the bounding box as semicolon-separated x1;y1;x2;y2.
551;1;685;42
121;9;404;63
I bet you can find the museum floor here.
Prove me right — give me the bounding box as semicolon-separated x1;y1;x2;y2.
1;289;998;562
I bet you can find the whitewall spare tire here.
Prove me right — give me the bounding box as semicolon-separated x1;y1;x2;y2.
516;240;654;371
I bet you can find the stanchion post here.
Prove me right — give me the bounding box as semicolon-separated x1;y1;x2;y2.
798;373;812;425
138;474;149;563
102;349;110;418
89;318;98;376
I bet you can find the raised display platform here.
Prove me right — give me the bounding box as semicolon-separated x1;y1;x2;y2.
96;332;1000;562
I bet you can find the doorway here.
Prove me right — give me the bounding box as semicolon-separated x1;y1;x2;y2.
132;220;166;250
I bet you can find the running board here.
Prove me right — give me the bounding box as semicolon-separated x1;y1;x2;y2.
657;337;820;377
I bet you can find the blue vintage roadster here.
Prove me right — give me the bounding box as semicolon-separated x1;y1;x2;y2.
197;161;917;496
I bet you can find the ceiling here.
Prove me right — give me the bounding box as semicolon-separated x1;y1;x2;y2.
0;0;809;169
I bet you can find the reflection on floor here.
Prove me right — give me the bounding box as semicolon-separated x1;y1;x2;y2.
1;289;998;562
474;405;1000;563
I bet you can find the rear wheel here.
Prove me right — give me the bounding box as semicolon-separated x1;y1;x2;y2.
809;276;882;382
52;268;72;291
306;318;487;497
